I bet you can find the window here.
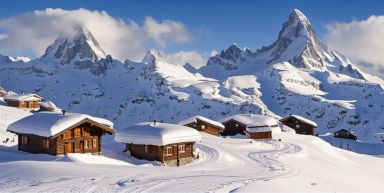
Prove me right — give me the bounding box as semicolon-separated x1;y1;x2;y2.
43;139;49;148
166;146;173;156
74;128;81;137
92;138;97;148
235;124;239;127
84;141;88;149
201;124;206;130
179;144;185;153
21;136;28;145
144;145;149;154
63;131;72;139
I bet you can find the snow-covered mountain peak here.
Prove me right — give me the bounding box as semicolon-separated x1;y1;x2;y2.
142;50;163;64
41;26;106;65
255;9;333;70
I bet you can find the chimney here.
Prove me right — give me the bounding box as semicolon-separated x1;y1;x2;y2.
153;120;157;125
61;110;66;115
249;108;253;116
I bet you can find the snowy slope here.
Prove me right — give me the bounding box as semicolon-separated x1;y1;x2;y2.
0;132;384;192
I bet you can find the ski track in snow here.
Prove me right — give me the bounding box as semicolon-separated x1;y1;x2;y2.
110;140;301;193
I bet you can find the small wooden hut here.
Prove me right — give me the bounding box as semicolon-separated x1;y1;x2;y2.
5;93;43;109
334;129;357;140
280;115;317;135
115;122;201;166
178;115;224;136
219;114;280;139
7;112;115;155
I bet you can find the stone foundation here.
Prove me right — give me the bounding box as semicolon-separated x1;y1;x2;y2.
163;157;194;167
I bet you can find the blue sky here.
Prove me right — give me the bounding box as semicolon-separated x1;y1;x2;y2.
1;0;384;70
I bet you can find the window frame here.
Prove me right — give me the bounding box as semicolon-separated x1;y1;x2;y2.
84;140;88;149
178;144;185;153
92;138;97;148
43;139;49;148
165;146;173;156
21;136;29;145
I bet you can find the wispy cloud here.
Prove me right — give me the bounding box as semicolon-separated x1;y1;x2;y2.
0;8;194;62
325;16;384;75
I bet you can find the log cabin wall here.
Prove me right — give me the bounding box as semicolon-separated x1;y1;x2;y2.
281;118;316;135
7;100;40;109
55;123;103;155
184;119;221;136
248;131;272;139
18;135;55;155
127;142;194;163
221;120;246;136
195;119;221;136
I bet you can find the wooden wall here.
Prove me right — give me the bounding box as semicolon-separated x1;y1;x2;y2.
127;142;194;164
221;120;246;136
17;123;105;156
184;119;221;136
247;131;272;139
18;135;55;155
281;118;316;135
7;100;40;109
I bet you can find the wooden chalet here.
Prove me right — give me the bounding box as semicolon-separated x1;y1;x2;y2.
280;114;317;135
7;112;115;155
5;93;43;109
115;122;201;166
219;114;280;139
334;129;357;140
178;115;224;136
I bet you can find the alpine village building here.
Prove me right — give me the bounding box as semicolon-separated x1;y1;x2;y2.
178;115;224;136
280;114;317;135
115;122;201;166
7;112;115;155
219;114;281;139
334;129;357;140
5;93;43;109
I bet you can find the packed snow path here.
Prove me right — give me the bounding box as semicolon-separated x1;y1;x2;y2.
1;133;384;192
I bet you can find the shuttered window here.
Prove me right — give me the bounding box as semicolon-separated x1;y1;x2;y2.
21;136;28;145
166;146;173;156
43;139;49;148
92;138;97;148
179;144;185;153
63;131;72;139
74;128;81;137
84;141;88;149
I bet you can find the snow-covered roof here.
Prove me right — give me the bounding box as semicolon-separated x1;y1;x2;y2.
219;114;278;127
178;115;224;129
5;93;43;101
7;112;114;137
281;114;318;127
115;122;202;146
0;86;5;92
39;101;61;112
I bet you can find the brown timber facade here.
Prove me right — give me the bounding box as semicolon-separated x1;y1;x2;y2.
7;100;40;109
183;119;222;136
221;119;247;136
280;116;316;135
125;142;195;166
14;119;114;156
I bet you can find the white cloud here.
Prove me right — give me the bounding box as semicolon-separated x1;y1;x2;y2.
210;49;218;57
0;8;193;61
325;16;384;75
164;50;206;68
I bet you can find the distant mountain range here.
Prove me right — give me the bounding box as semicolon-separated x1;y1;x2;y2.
1;9;384;142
